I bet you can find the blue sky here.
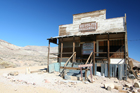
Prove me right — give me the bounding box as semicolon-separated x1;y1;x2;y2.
0;0;140;61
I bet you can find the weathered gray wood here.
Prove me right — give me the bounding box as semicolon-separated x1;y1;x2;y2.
85;52;93;64
101;63;104;76
80;68;83;81
85;69;87;81
94;63;97;75
110;64;112;77
73;37;75;62
60;66;85;70
60;39;63;63
64;52;76;66
78;64;93;67
105;64;108;77
90;66;93;83
124;64;127;80
124;13;129;64
47;41;50;72
118;64;122;80
93;41;95;75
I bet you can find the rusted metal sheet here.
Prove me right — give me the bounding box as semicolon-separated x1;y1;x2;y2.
78;64;93;67
101;63;104;76
79;22;97;31
118;64;122;80
110;64;112;77
94;63;97;75
105;64;108;77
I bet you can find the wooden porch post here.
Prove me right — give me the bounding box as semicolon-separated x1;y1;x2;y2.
47;40;50;72
73;37;75;62
60;38;63;63
93;40;95;75
108;34;110;78
124;13;129;64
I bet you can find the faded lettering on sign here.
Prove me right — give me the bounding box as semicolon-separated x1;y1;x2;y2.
79;22;97;31
82;43;93;55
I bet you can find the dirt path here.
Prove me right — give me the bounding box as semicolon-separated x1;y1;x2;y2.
0;66;118;93
0;66;60;93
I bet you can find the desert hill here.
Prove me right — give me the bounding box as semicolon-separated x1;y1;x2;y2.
0;39;57;68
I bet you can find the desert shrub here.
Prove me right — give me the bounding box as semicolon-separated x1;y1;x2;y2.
0;61;16;68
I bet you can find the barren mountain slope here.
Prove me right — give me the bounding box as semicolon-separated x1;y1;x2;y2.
0;39;58;68
129;58;140;67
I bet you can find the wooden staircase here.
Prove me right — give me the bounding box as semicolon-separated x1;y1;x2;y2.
60;52;93;81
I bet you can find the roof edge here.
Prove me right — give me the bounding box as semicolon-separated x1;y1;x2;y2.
73;9;106;16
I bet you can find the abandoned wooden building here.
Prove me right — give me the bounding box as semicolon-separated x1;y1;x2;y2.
47;9;129;80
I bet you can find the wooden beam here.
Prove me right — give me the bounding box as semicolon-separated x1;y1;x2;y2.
47;40;50;72
60;38;63;63
95;52;107;54
58;52;73;54
64;52;76;66
108;34;110;78
93;40;95;75
80;68;83;81
124;13;129;64
85;52;93;64
73;37;75;62
60;66;85;70
85;69;87;81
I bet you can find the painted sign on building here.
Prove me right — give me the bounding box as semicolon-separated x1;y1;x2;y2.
79;22;97;31
82;43;93;55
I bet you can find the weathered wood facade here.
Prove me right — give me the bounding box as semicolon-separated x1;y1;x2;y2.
47;9;128;79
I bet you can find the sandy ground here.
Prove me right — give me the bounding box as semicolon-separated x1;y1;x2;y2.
0;66;120;93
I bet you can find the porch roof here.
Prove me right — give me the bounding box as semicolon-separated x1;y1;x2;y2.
47;31;125;40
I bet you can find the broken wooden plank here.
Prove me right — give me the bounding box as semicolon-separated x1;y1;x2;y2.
60;66;85;70
78;64;93;67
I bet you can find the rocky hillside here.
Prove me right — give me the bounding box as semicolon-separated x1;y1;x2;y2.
0;39;58;68
129;58;140;67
